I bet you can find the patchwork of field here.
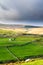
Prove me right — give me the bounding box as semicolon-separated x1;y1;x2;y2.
0;33;43;63
9;37;43;60
0;28;43;65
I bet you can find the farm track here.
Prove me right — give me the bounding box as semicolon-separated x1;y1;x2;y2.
6;47;21;65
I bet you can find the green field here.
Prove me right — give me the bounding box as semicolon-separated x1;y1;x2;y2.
9;40;43;60
0;30;43;64
0;35;39;46
0;48;14;61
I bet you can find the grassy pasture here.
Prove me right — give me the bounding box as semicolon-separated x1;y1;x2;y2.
9;40;43;60
0;35;42;61
0;35;39;46
0;48;16;61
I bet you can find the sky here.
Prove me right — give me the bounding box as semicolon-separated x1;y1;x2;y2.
0;0;43;26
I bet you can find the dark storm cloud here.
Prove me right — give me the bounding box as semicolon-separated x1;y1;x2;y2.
0;0;43;20
0;4;20;20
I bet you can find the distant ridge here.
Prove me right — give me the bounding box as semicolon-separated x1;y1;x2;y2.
0;24;43;29
24;25;43;28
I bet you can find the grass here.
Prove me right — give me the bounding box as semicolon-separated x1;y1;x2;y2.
0;48;15;61
9;41;43;60
0;38;16;46
0;35;39;46
0;29;15;37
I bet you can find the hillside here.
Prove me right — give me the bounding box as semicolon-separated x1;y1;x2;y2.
0;28;43;35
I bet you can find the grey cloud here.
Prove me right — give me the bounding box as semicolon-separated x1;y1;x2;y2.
0;0;43;20
0;3;8;10
0;3;20;20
